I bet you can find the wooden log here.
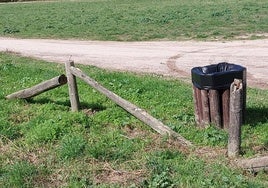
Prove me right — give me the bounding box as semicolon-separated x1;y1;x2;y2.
193;85;201;125
222;89;230;130
5;75;67;100
236;156;268;173
70;66;192;147
200;89;210;127
209;89;221;128
65;61;80;111
228;79;243;158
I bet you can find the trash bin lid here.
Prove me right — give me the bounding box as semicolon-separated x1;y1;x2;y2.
191;62;246;90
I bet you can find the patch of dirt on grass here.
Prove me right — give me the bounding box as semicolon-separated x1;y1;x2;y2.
82;108;98;116
122;124;151;139
195;146;227;160
94;163;146;186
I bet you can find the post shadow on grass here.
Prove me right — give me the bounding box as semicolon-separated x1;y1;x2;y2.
27;98;106;112
244;107;268;127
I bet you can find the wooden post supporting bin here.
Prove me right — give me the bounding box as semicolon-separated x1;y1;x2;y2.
193;81;245;129
209;89;221;128
193;86;229;129
192;63;246;129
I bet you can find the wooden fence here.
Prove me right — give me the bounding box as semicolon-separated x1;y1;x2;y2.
64;61;192;147
5;61;267;172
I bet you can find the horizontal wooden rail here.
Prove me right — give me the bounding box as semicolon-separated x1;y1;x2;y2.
237;156;268;173
6;74;67;99
68;64;192;147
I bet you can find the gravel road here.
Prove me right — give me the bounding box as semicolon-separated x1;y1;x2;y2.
0;37;267;89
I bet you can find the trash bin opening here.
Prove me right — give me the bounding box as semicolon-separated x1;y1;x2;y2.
191;62;246;90
201;62;240;74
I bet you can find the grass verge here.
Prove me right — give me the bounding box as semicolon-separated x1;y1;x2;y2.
0;52;267;187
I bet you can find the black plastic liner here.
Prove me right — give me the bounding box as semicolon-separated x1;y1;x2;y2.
191;62;246;90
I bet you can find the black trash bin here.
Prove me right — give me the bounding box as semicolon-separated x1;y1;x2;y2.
191;62;246;129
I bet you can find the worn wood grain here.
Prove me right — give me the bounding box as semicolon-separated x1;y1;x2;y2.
200;89;210;126
228;79;243;158
193;86;201;125
65;61;80;111
237;156;268;172
222;89;230;130
209;89;221;128
6;75;67;99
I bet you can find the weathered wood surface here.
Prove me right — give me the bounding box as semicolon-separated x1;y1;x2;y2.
222;89;230;130
242;69;247;123
228;79;243;158
193;86;201;125
237;156;268;172
70;66;192;147
200;89;210;127
209;89;221;128
6;75;67;100
65;61;80;111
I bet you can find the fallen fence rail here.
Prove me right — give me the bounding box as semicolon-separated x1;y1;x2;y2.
236;156;268;173
6;74;67;99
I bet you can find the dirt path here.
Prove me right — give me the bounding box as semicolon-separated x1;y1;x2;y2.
0;37;267;89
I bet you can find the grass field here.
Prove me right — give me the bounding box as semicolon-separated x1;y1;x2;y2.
0;52;267;187
0;0;267;41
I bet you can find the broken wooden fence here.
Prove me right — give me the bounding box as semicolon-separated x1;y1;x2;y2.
65;61;192;147
5;61;191;147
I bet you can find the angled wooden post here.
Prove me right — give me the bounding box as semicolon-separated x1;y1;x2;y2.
69;66;192;147
65;61;80;111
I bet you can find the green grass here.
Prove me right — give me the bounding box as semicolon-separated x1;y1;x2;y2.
0;52;267;187
0;0;267;41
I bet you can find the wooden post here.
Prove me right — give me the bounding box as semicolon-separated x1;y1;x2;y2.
200;90;210;126
222;89;230;130
65;61;80;111
5;75;67;100
69;66;192;147
228;79;243;158
209;90;221;128
193;86;201;125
